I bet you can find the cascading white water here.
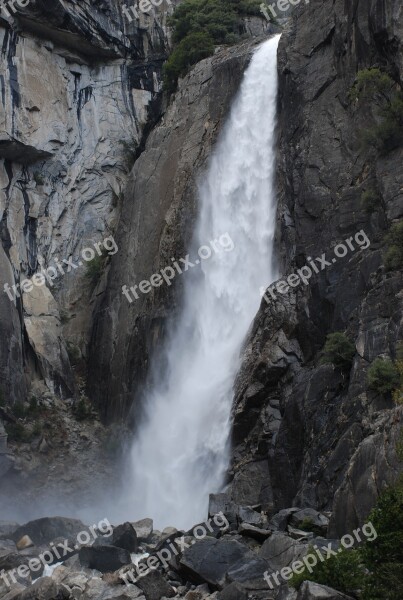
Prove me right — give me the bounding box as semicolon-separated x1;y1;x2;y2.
125;35;281;530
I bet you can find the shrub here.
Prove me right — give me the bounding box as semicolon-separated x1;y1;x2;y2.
384;222;403;270
164;0;261;92
321;332;356;371
351;68;403;153
164;31;215;94
5;423;30;443
368;358;401;395
74;397;92;421
289;547;364;595
85;253;106;288
361;188;381;213
66;342;81;366
361;477;403;600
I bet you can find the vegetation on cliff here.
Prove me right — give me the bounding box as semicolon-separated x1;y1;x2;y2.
164;0;262;92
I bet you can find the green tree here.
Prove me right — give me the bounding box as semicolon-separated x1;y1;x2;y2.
361;478;403;600
321;332;356;371
351;68;403;153
368;358;401;395
165;0;261;92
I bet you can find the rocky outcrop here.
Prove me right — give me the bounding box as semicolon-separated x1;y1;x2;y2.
0;0;172;404
229;0;403;535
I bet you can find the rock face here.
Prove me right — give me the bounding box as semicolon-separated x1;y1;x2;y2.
0;0;172;404
228;0;403;536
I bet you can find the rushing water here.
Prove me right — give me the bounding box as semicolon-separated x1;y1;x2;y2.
124;35;281;529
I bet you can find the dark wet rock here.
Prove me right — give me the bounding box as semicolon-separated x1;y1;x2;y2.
79;544;131;573
112;522;138;553
10;517;85;546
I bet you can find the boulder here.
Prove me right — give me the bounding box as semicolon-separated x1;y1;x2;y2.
238;523;272;542
79;545;131;573
10;517;85;546
132;519;153;542
180;538;252;589
113;523;138;553
290;510;329;535
296;581;355;599
16;536;34;551
218;582;248;600
269;509;300;532
208;494;238;524
260;533;307;572
135;570;175;600
238;507;265;526
226;556;272;590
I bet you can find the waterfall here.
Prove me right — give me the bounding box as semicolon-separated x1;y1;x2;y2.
125;35;281;530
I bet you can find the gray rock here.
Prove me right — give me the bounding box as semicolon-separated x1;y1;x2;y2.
238;523;272;542
132;519;153;542
135;570;175;600
260;533;307;572
290;509;329;535
238;507;265;526
218;582;248;600
226;556;272;590
296;581;355;600
180;538;252;589
270;509;301;532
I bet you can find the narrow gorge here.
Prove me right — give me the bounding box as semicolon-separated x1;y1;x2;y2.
0;1;402;600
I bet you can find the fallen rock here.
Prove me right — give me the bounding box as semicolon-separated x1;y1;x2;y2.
269;509;300;532
226;556;272;590
79;545;131;573
218;582;248;600
260;532;307;571
135;570;175;600
16;536;34;551
112;522;138;553
132;519;153;542
180;538;251;589
238;507;265;526
297;581;355;599
11;517;85;546
238;523;272;542
290;510;329;535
